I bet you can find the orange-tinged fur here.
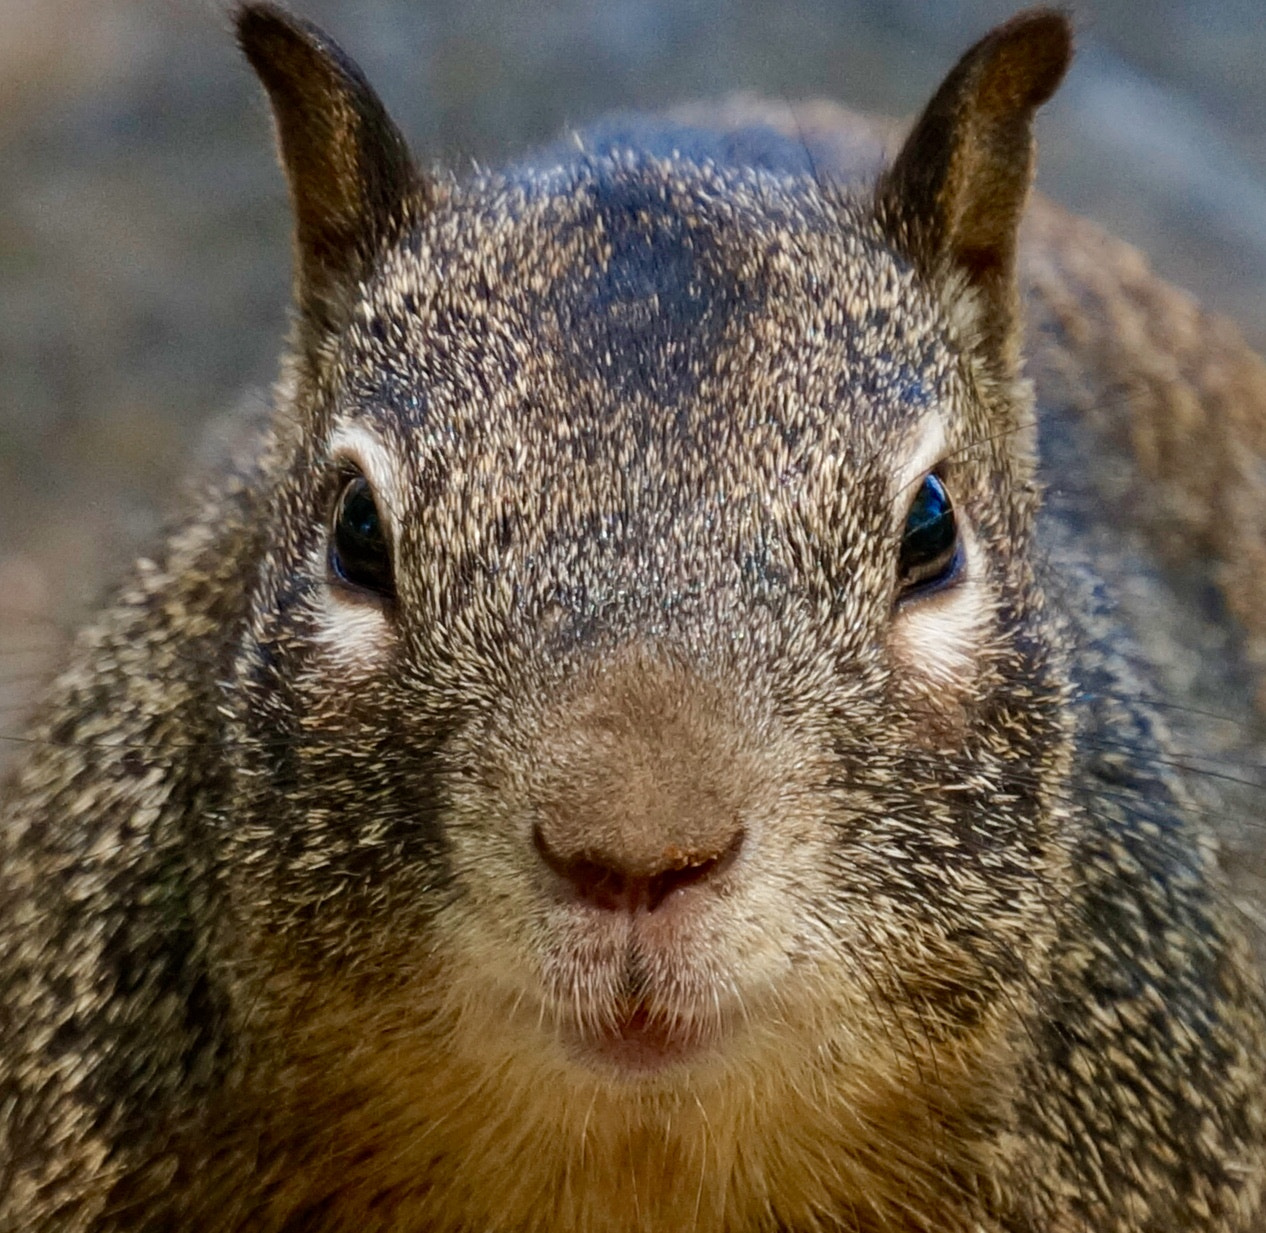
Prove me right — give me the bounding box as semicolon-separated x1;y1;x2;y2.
233;950;1021;1233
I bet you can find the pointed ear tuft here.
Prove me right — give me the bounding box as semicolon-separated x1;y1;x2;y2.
236;3;424;336
876;9;1072;368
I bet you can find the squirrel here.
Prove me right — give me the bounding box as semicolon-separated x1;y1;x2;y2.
3;4;1266;1231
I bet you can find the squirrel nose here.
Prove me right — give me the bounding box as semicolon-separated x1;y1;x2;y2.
526;649;757;913
533;823;744;913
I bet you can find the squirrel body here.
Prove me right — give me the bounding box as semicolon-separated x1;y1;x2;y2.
3;7;1266;1232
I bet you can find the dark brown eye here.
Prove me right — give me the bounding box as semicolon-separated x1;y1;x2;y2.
330;474;394;598
897;473;960;599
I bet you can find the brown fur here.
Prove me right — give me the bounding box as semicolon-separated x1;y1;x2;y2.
3;8;1266;1233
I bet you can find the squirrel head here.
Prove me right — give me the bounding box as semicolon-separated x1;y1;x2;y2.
228;7;1074;1227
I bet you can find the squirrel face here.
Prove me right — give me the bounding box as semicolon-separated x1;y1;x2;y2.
223;7;1075;1229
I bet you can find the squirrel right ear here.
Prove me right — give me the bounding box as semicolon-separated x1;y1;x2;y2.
236;3;425;340
876;10;1072;374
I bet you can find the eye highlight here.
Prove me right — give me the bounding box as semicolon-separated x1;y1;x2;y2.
897;473;961;600
330;473;394;599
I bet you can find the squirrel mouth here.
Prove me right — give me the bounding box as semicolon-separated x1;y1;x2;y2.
570;1000;714;1075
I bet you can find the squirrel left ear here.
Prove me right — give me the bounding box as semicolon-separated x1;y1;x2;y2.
876;9;1072;373
236;3;426;343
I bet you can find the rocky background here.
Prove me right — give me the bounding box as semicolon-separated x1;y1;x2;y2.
1;0;1264;745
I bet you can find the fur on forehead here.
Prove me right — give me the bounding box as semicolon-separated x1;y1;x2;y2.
318;152;1010;513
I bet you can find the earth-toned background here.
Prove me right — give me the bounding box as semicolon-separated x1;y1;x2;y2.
2;0;1265;746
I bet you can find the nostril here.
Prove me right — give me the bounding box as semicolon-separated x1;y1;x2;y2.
533;824;745;913
644;829;744;909
533;825;637;911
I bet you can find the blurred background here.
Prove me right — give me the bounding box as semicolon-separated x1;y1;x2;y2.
1;0;1264;725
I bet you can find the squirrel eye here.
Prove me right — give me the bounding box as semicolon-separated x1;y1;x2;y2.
897;473;960;599
330;474;394;598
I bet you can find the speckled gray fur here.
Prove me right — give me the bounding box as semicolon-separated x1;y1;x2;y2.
2;8;1265;1232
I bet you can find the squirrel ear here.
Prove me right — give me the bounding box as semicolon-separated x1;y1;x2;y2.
236;3;424;336
876;9;1072;369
